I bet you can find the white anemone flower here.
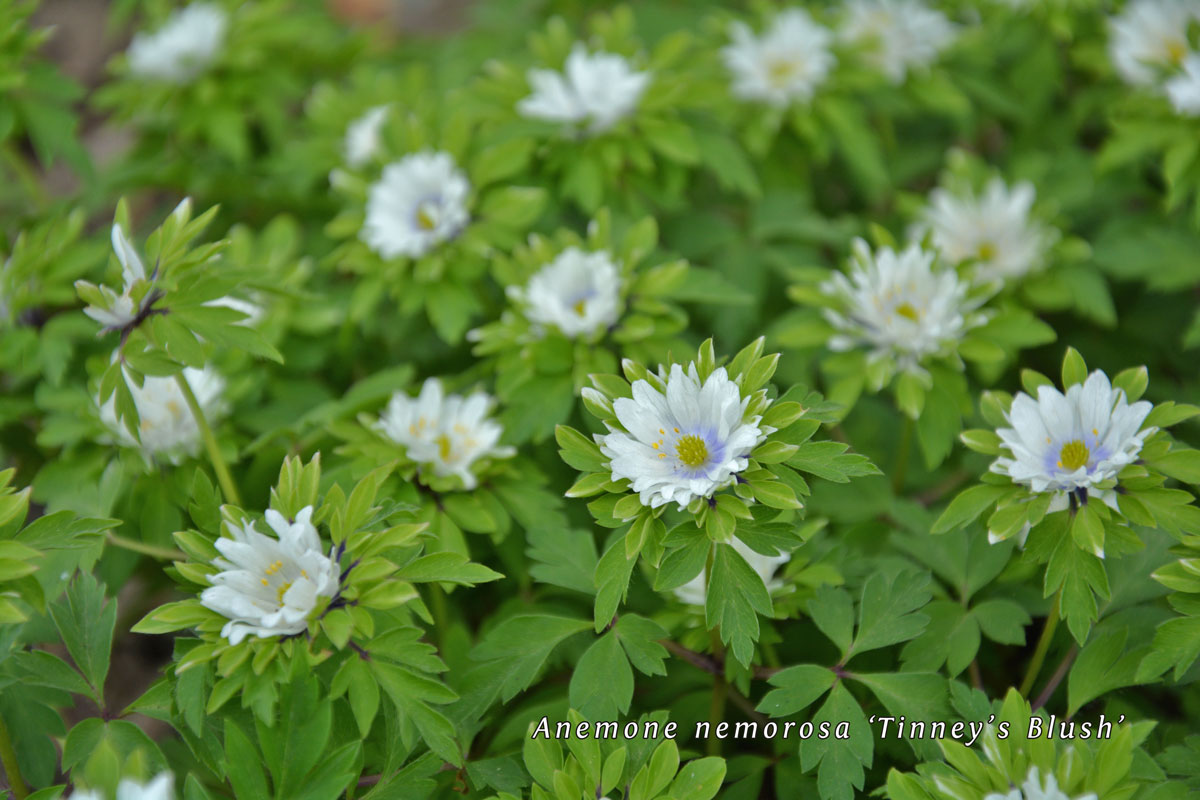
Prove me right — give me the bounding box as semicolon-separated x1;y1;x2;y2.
989;371;1154;554
673;537;790;606
596;363;767;510
71;773;175;800
507;247;622;338
126;2;227;84
721;9;836;107
1166;54;1200;115
360;152;471;260
983;766;1098;800
1108;0;1198;87
920;178;1056;284
200;506;340;645
821;238;985;376
98;363;225;464
840;0;956;83
343;105;389;168
83;223;153;331
517;44;650;134
376;378;515;490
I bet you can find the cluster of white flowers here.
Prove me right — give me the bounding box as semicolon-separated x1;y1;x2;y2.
982;766;1098;800
71;773;175;800
918;177;1056;285
988;370;1154;554
722;9;835;107
98;364;226;465
721;1;954;103
1108;0;1200;116
506;247;622;338
839;0;956;84
360;151;471;259
518;44;650;134
595;363;768;510
200;506;340;645
126;2;228;84
820;238;985;378
376;378;514;489
673;537;790;606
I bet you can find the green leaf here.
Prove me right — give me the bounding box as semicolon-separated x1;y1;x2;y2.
49;572;118;698
224;720;270;800
666;757;726;800
808;586;854;658
1061;347;1087;387
706;541;773;667
757;664;836;717
614;614;669;676
653;534;709;592
850;571;931;658
1068;627;1149;715
932;484;1012;534
799;683;871;800
471;615;591;701
568;631;634;720
593;538;636;632
395;552;504;585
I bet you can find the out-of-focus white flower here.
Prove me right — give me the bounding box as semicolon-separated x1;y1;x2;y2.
204;295;263;326
518;44;650;134
126;2;227;84
920;177;1056;284
821;238;985;375
840;0;956;83
1166;54;1200;115
982;766;1098;800
376;378;514;489
82;224;153;331
200;506;339;645
673;537;790;606
70;772;175;800
596;363;767;510
721;9;835;107
343;105;390;168
360;152;471;259
98;362;225;464
1107;0;1198;87
507;247;621;338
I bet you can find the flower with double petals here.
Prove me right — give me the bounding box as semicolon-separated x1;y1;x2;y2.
98;362;225;464
199;506;339;645
840;0;956;83
721;9;836;107
376;378;514;489
595;363;767;510
506;247;622;338
1107;0;1198;87
126;3;227;84
518;44;650;134
360;152;471;259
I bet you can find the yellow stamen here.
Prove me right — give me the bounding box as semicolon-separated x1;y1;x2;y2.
895;302;921;322
675;434;709;468
651;442;659;449
416;205;437;230
1058;439;1089;471
1092;428;1098;436
976;241;997;261
277;581;292;603
572;299;587;316
1168;39;1187;65
767;59;798;87
261;578;269;586
436;434;454;461
673;427;680;433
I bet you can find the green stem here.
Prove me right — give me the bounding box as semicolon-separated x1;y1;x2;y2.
891;416;913;495
704;545;727;757
176;373;241;506
1019;591;1061;698
0;712;28;800
107;531;187;561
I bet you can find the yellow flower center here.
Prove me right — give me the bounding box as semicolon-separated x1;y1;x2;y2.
1057;440;1089;471
977;241;997;261
895;302;921;322
1167;39;1187;66
436;434;454;462
276;581;292;604
573;299;588;316
416;203;438;231
768;59;799;87
675;434;709;468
